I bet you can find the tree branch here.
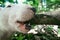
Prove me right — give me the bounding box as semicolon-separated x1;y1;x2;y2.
30;14;60;25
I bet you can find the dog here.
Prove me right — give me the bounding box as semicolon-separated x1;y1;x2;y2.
0;4;36;40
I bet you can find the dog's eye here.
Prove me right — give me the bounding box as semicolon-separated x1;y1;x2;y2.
16;21;24;24
16;21;21;23
7;5;11;8
16;21;24;23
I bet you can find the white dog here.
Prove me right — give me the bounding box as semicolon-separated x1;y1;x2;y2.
0;4;35;40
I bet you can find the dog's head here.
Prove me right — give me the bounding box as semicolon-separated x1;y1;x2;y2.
8;4;36;33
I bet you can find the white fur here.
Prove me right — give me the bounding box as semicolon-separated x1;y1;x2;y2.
0;4;34;40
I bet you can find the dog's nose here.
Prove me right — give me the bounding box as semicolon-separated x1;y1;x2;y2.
30;8;36;13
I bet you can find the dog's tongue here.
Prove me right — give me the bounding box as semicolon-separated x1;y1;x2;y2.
18;23;29;33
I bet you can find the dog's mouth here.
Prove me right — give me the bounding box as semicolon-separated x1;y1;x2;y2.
16;21;31;33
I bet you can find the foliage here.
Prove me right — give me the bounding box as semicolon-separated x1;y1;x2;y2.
0;0;17;3
0;0;18;7
0;0;60;12
39;0;60;12
23;0;39;8
10;26;59;40
10;32;35;40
